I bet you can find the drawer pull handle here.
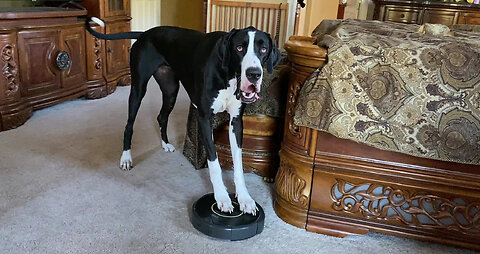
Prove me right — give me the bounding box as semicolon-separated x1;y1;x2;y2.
56;51;70;70
401;13;405;18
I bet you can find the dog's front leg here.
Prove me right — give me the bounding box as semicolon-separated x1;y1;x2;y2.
197;115;234;213
229;110;258;215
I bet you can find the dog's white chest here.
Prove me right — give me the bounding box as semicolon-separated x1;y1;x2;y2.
211;79;241;114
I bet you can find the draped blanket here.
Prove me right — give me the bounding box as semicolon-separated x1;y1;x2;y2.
294;19;480;165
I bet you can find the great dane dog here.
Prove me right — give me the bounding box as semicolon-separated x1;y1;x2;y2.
86;17;280;215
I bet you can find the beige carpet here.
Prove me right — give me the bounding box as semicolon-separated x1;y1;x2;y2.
0;81;474;253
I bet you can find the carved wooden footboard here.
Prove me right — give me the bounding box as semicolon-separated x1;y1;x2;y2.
274;36;480;250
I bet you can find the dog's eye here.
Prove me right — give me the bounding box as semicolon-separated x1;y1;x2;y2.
260;47;267;54
236;46;243;52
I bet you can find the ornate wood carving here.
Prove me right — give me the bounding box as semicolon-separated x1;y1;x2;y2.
117;75;131;87
93;37;102;71
331;179;480;235
287;79;303;139
2;44;18;97
275;160;309;209
86;86;107;99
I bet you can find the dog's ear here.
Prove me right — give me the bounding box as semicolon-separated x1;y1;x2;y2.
220;28;238;74
265;35;281;75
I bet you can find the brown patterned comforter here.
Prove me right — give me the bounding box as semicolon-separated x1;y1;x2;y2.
294;19;480;165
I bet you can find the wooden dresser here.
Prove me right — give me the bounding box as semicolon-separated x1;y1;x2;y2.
0;4;131;132
373;0;480;25
81;0;131;91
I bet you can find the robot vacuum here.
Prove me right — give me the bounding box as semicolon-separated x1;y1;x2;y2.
190;193;265;241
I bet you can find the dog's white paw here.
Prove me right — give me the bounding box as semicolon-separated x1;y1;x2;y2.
237;194;258;216
120;150;133;170
214;192;234;213
162;141;175;152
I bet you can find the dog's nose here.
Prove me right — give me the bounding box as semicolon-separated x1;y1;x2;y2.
246;67;262;83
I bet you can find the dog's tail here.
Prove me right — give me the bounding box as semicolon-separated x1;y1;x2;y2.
85;17;143;40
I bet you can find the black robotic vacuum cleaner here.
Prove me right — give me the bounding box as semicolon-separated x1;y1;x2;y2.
190;193;265;240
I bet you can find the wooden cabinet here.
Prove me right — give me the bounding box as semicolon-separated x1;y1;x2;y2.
423;8;458;25
0;32;31;131
458;11;480;24
104;0;130;18
17;29;61;96
105;21;130;79
0;4;133;131
15;17;86;110
82;0;131;91
0;7;120;131
373;0;480;25
61;26;86;89
383;6;422;23
0;8;88;131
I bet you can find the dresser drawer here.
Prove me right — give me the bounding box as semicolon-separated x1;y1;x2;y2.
423;9;459;25
384;6;421;23
458;11;480;25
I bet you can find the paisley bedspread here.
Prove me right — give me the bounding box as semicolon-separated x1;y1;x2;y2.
293;19;480;165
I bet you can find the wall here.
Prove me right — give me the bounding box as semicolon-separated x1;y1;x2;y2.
342;0;376;20
131;0;161;31
344;0;360;19
358;0;374;19
161;0;204;31
298;0;339;36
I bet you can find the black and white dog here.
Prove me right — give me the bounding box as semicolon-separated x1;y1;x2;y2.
86;18;280;215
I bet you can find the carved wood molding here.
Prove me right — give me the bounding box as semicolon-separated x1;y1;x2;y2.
331;179;480;235
86;86;107;99
287;80;303;139
2;107;32;130
117;75;131;87
1;44;18;97
275;160;309;209
93;37;102;71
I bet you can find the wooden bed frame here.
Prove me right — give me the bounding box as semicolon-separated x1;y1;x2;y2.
274;36;480;250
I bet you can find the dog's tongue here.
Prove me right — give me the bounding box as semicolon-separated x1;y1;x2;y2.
255;94;260;100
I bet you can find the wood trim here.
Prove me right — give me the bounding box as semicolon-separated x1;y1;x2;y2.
274;147;315;228
0;9;86;19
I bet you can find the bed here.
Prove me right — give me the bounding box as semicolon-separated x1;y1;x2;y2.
274;19;480;250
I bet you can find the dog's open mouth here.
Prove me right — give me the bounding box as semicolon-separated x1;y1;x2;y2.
240;91;259;104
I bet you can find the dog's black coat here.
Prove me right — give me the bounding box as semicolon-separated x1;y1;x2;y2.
85;18;280;164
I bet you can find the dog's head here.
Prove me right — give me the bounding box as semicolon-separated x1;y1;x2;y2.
220;27;281;104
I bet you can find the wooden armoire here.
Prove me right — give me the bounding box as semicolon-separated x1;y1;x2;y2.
81;0;132;93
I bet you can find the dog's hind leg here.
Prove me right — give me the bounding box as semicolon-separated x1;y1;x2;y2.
120;43;163;170
153;66;179;152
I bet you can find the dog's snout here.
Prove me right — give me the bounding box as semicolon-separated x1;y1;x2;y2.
246;67;262;83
